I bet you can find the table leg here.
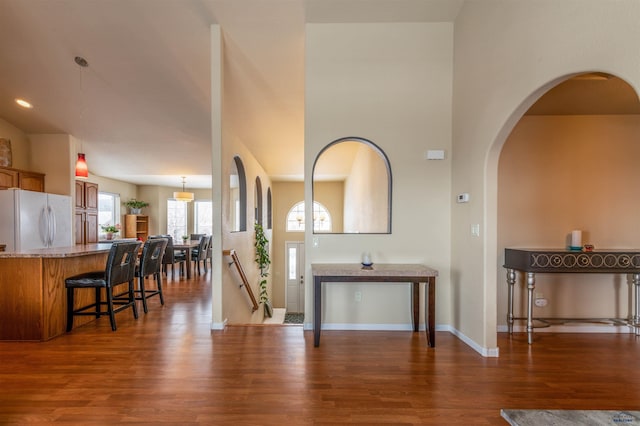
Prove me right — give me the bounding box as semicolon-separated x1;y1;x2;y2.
633;273;640;336
411;282;419;332
185;248;192;279
425;277;436;347
314;276;321;347
506;268;516;334
526;272;535;344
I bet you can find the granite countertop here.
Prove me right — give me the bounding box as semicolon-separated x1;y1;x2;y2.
0;243;113;258
311;263;438;277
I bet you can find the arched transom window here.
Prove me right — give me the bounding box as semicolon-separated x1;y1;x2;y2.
286;201;331;232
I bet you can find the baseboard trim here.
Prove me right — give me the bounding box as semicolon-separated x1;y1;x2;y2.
211;318;228;330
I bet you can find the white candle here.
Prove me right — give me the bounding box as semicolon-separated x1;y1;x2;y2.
362;253;371;265
571;230;582;247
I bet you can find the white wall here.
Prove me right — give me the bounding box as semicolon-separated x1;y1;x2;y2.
452;0;640;354
305;23;453;329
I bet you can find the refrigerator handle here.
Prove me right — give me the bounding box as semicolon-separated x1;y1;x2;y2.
39;207;49;246
48;206;56;246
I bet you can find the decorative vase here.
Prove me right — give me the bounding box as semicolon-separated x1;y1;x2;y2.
130;208;142;215
106;232;114;240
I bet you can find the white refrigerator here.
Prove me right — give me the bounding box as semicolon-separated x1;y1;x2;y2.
0;188;73;252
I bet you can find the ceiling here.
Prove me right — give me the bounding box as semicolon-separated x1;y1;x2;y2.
0;0;463;188
0;1;636;189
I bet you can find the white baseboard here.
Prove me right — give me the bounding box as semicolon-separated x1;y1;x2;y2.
211;318;228;330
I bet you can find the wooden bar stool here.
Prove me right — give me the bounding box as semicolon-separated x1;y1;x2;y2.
65;241;141;332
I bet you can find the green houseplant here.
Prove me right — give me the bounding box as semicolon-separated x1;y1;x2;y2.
101;224;120;240
254;223;272;317
124;199;149;214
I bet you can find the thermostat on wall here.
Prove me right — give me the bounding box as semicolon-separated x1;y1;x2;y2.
457;193;470;203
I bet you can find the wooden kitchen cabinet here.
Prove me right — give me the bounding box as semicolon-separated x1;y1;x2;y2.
0;166;45;191
75;180;99;244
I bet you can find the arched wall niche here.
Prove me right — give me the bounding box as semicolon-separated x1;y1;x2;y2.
255;176;263;226
230;155;247;232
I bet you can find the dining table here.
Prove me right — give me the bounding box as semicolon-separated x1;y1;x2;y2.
173;240;200;279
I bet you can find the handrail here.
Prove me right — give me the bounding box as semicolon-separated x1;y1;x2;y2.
223;249;259;312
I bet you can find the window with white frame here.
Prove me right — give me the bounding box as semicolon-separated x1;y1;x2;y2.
194;200;213;235
286;201;331;232
167;199;188;240
98;192;120;238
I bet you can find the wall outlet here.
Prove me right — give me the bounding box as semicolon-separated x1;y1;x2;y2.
471;224;480;237
354;291;362;302
534;298;548;307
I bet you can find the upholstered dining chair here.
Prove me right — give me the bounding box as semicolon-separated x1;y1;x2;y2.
149;235;185;277
65;241;141;332
191;235;211;275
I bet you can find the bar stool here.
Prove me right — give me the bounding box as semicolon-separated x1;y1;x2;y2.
65;241;141;332
133;238;168;313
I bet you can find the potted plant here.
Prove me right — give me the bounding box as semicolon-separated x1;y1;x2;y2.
254;223;272;318
182;235;189;243
101;224;120;240
124;199;149;214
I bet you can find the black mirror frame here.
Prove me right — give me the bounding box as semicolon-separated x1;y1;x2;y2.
312;136;392;234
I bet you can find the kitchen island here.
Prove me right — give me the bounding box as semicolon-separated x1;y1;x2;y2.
0;244;113;341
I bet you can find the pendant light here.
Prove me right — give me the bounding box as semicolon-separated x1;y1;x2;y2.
173;176;194;202
75;153;88;178
75;56;89;178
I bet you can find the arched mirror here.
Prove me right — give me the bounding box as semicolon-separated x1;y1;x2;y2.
230;156;247;232
312;137;392;234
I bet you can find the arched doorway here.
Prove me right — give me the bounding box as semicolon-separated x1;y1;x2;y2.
491;73;640;338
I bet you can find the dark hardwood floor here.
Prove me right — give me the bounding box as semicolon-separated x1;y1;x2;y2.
1;269;639;424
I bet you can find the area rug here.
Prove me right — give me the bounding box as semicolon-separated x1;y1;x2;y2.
501;409;640;425
284;313;304;324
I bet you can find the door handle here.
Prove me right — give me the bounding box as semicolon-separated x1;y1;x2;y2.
300;275;304;285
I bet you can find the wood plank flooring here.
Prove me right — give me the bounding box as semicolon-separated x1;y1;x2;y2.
1;270;639;424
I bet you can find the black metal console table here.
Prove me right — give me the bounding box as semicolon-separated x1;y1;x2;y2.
504;248;640;344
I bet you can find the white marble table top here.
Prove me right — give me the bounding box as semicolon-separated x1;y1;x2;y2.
311;263;438;278
501;409;640;425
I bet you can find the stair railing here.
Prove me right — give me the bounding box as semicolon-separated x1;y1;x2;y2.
223;249;259;312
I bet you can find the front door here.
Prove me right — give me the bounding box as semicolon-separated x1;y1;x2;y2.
285;241;304;313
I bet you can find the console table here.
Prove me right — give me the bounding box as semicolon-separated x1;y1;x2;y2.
504;248;640;344
312;263;438;347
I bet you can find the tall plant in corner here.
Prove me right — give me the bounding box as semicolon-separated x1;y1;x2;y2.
254;223;273;317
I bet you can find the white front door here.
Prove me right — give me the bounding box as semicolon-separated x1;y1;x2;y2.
285;241;304;313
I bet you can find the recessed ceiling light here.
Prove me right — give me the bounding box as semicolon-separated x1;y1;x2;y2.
15;98;33;109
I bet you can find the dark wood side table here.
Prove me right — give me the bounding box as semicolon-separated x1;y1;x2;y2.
311;263;438;347
504;248;640;344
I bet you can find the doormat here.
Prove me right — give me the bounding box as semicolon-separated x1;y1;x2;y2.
501;409;640;425
284;313;304;324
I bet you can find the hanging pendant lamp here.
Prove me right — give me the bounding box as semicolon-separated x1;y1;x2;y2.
74;56;90;179
75;153;88;178
173;176;194;202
